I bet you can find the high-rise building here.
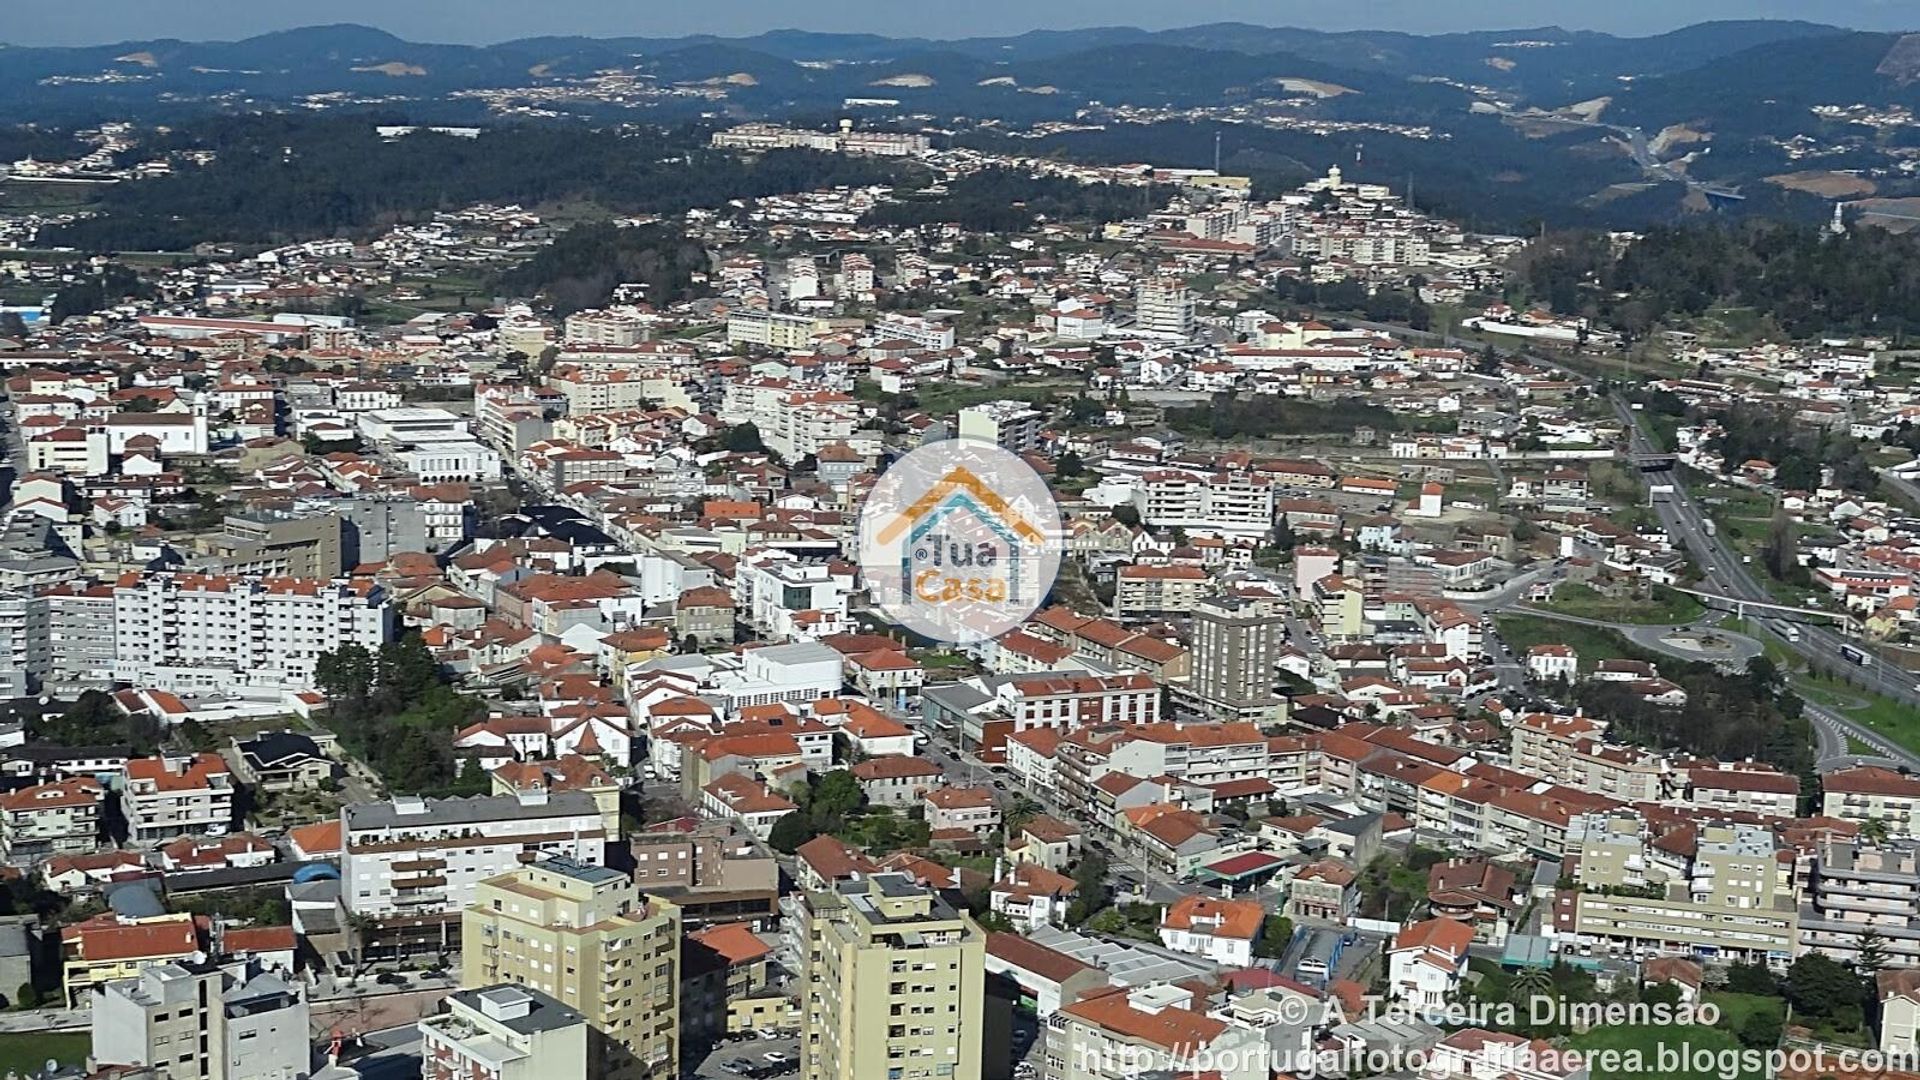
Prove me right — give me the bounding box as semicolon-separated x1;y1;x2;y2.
1134;278;1194;338
793;873;986;1080
463;858;682;1080
1188;595;1285;725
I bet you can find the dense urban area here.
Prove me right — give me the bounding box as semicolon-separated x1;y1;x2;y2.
7;14;1920;1080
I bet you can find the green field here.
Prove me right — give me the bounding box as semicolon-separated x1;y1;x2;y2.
0;1032;91;1075
1570;1023;1757;1080
1703;991;1782;1034
1799;675;1920;753
1541;583;1705;625
1496;614;1642;673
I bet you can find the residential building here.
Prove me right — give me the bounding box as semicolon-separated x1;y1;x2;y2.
1823;766;1920;836
122;754;234;843
464;858;681;1080
1188;595;1284;725
91;961;309;1080
108;573;395;695
0;776;104;862
794;874;985;1080
60;913;202;1005
1157;895;1263;967
341;792;608;954
957;401;1046;454
1559;813;1797;966
229;732;334;793
420;986;589;1080
1135;278;1194;338
1387;918;1474;1013
1113;564;1209;619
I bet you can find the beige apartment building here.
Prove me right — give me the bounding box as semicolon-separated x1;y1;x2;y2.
795;873;986;1080
1559;813;1797;965
463;858;681;1080
1823;766;1920;835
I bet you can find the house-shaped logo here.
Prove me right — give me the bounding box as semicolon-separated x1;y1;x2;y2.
859;441;1061;644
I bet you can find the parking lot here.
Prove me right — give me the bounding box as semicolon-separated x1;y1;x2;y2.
690;1033;800;1080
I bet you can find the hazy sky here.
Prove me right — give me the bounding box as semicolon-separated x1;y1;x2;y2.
1;0;1913;46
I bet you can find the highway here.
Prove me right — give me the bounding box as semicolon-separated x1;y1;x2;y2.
1331;312;1920;771
1610;396;1920;770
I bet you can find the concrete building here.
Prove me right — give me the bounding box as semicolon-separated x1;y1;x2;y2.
210;513;345;579
957;401;1046;455
0;776;105;861
1188;595;1284;725
91;961;309;1080
1134;278;1194;338
122;754;234;843
464;859;681;1080
107;573;394;696
1559;813;1797;966
794;874;985;1080
420;986;588;1080
341;792;608;954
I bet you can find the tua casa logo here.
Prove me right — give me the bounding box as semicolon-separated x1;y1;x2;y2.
857;439;1063;644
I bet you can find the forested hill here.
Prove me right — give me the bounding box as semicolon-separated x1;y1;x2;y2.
41;116;919;252
1513;223;1920;339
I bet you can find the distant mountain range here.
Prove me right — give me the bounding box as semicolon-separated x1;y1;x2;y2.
0;19;1907;124
6;20;1920;231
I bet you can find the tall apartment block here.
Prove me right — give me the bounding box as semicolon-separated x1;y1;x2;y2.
793;873;986;1080
1187;594;1285;725
463;858;682;1080
1133;278;1194;338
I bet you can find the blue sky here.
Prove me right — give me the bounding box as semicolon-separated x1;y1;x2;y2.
1;0;1913;46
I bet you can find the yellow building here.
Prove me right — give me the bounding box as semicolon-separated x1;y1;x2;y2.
794;873;985;1080
463;858;681;1080
60;913;201;1005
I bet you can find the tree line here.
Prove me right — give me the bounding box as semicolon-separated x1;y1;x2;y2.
1516;222;1920;339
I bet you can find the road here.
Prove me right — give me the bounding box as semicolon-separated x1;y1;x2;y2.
1336;312;1920;772
1611;397;1920;770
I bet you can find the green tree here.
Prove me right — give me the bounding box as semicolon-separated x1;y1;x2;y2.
809;770;864;831
1738;1009;1783;1050
1787;952;1862;1020
724;423;766;454
1858;928;1890;978
767;812;811;855
1253;915;1294;960
1724;961;1779;997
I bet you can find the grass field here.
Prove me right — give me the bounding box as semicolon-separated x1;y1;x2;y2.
1704;991;1783;1033
1541;583;1705;625
1496;614;1643;673
1570;1023;1756;1080
0;1032;90;1075
1799;675;1920;752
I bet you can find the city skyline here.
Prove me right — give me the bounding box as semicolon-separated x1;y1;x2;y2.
1;0;1913;47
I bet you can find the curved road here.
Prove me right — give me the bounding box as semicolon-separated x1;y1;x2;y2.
1332;314;1920;772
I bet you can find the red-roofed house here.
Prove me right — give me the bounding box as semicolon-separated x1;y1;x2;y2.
1388;918;1474;1010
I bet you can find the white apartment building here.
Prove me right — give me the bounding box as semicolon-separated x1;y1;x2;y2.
564;309;647;347
122;753;235;842
1134;278;1194;338
762;391;861;460
395;441;504;483
1132;471;1276;540
839;252;874;296
957;400;1046;454
341;791;608;921
726;309;817;350
421;986;588;1080
875;313;956;350
734;556;852;641
109;573;395;695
